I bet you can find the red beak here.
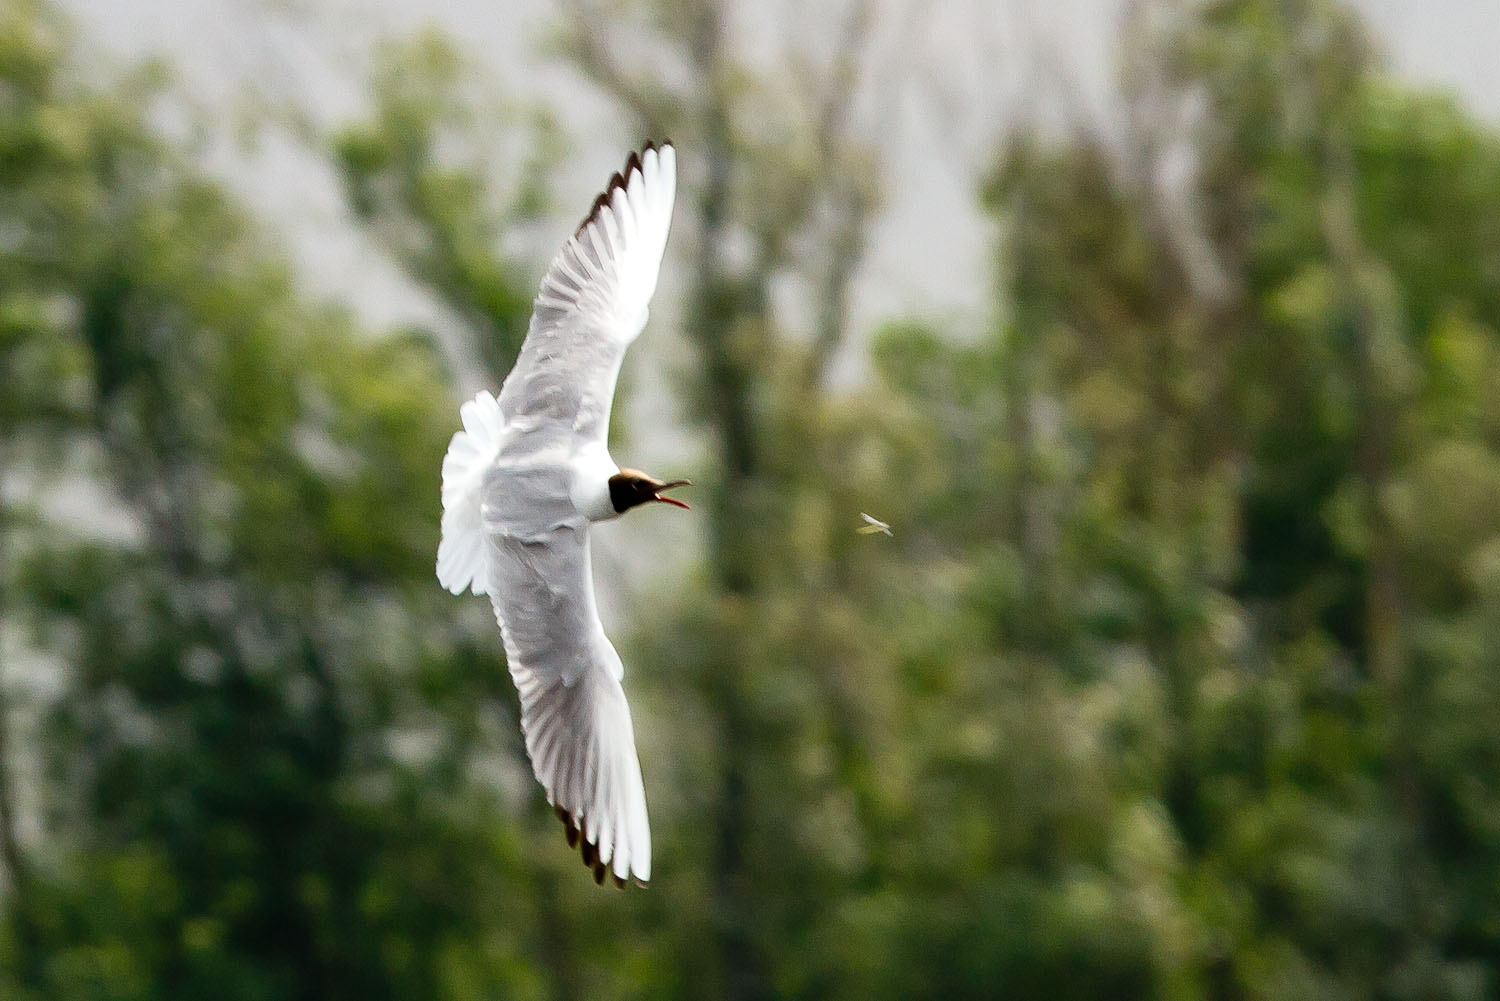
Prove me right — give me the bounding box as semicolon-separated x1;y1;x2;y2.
652;479;691;510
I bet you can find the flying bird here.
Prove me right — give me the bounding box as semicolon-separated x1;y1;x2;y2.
857;513;893;536
436;142;685;887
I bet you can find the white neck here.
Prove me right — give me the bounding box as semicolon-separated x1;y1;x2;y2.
569;445;621;522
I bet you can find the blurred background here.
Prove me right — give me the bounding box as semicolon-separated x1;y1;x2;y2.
4;0;1500;997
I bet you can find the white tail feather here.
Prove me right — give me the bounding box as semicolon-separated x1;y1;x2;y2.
437;390;504;596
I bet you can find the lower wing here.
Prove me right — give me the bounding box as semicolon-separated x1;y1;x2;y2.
487;522;651;886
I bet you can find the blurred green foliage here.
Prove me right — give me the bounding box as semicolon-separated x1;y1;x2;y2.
4;0;1500;998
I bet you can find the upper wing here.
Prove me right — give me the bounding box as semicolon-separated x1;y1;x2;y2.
497;142;677;446
486;517;652;886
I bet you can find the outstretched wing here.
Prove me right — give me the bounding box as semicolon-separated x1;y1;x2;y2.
497;141;677;446
486;517;651;886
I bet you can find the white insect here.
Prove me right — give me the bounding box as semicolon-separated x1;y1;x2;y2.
857;513;893;536
437;143;686;887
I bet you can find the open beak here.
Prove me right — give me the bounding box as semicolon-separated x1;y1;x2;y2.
650;479;692;510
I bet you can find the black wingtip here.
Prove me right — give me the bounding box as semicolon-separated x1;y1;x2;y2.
554;804;638;890
556;805;579;847
573;141;671;237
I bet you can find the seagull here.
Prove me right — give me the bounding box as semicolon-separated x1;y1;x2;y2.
436;142;686;887
857;513;892;536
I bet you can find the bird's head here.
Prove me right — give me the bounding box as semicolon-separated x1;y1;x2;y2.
609;469;692;514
